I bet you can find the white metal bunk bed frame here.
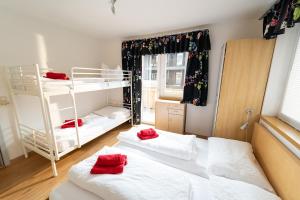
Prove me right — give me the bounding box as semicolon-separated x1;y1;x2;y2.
6;64;133;176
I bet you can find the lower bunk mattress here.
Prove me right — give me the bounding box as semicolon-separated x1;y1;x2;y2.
44;106;130;153
53;114;128;152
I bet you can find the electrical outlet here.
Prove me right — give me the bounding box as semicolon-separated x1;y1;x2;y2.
0;96;9;106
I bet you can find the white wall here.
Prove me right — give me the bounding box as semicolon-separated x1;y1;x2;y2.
0;10;119;160
262;24;300;116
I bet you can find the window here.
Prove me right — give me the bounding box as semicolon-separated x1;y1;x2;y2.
279;35;300;131
141;53;188;124
161;53;188;98
142;53;188;99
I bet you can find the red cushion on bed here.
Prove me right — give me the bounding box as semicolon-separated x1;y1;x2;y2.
45;72;69;80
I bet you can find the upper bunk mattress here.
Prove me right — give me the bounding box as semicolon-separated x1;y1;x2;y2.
41;78;130;94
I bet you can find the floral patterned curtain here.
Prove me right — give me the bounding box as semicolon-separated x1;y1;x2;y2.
122;30;211;124
263;0;300;39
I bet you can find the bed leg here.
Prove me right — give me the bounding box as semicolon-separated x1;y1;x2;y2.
22;143;28;158
51;159;58;177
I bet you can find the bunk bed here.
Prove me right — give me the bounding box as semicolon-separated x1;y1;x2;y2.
5;64;133;176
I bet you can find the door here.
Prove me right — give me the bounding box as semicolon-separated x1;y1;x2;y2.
141;55;159;124
214;39;275;141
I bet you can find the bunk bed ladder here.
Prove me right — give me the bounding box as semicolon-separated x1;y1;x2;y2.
71;68;81;148
35;64;58;177
70;89;81;148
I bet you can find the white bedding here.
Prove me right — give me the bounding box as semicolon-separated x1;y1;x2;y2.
50;173;209;200
41;113;129;153
51;159;280;200
207;137;275;193
41;78;130;94
51;177;281;200
68;146;193;200
117;127;196;160
117;138;208;178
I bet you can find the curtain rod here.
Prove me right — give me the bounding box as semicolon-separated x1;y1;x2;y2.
123;26;209;42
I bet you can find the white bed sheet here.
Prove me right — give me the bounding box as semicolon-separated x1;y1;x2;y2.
48;113;129;153
50;171;209;200
116;138;209;178
42;78;130;94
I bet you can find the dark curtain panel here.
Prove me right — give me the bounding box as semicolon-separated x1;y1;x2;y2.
122;30;211;124
263;0;300;39
122;41;142;125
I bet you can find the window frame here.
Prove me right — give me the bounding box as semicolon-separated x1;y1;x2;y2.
278;31;300;131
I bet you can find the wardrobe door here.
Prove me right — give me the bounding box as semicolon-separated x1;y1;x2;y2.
214;39;275;141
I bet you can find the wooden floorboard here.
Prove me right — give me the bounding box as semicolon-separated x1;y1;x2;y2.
0;123;131;200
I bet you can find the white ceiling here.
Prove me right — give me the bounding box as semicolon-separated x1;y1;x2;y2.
0;0;275;39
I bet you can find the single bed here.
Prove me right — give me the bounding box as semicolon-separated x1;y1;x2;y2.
116;127;209;177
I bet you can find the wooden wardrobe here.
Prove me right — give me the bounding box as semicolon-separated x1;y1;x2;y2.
213;39;275;141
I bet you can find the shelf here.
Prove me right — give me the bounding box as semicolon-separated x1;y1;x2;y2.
261;116;300;150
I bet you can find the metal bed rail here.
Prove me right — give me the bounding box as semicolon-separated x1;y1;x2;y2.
6;65;53;96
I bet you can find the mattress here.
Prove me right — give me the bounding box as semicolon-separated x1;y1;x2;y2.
52;112;129;153
41;78;130;94
116;138;209;178
50;168;209;200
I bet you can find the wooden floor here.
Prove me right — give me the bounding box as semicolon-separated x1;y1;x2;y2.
0;123;131;200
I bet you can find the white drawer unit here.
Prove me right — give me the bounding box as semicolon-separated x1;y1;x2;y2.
155;100;186;134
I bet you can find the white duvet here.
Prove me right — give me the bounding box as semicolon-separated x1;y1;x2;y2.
117;127;196;160
209;176;281;200
68;146;192;200
117;138;209;178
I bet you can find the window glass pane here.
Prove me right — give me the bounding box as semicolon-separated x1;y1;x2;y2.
280;36;300;129
176;53;184;66
166;70;185;89
167;54;176;67
141;55;158;124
